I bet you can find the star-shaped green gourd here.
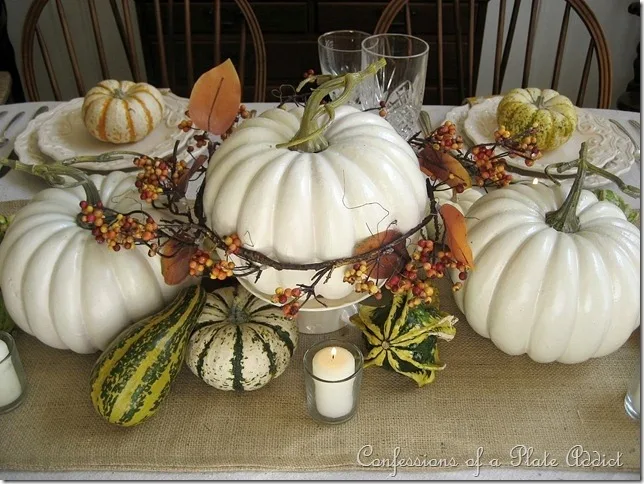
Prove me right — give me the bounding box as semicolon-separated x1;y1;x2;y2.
351;289;457;387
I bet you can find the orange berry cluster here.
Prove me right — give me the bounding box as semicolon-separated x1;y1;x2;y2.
494;124;542;167
344;262;383;300
271;287;302;318
134;155;188;203
223;233;242;254
80;201;157;251
429;121;464;151
385;274;435;308
383;239;468;306
178;119;193;132
221;105;252;141
188;248;235;280
471;146;512;188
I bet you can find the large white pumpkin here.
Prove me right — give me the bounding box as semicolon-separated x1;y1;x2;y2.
0;172;189;353
202;105;427;300
452;181;640;363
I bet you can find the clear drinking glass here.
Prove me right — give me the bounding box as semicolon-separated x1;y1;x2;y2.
0;331;27;414
360;33;429;139
318;30;371;103
304;339;364;424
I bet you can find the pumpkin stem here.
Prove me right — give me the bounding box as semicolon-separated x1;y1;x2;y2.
277;59;387;153
0;158;102;206
545;143;587;232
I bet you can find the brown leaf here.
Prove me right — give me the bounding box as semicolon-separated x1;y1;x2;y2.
440;204;474;268
419;146;471;189
160;239;197;285
353;229;408;279
188;59;241;135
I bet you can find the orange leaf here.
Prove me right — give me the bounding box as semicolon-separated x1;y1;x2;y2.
419;146;471;189
188;59;241;135
353;229;408;279
439;204;474;268
160;239;197;285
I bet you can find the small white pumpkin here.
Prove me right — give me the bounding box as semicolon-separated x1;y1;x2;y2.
186;285;298;391
82;80;165;144
452;180;640;364
202;104;427;300
0;172;189;353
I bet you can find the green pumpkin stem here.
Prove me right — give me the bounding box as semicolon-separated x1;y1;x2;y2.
278;59;387;153
545;143;588;232
0;158;102;207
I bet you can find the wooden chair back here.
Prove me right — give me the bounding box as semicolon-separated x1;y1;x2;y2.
374;0;612;108
21;0;267;102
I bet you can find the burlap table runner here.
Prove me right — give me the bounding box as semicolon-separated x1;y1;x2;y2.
0;199;640;474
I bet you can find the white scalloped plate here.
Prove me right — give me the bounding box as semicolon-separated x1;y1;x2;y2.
443;103;628;188
34;92;197;170
14;107;59;166
463;97;636;178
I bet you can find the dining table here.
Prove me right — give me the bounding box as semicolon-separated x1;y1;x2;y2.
0;100;640;481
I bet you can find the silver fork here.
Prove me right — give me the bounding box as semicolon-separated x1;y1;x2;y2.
0;111;25;147
629;119;640;131
610;119;640;161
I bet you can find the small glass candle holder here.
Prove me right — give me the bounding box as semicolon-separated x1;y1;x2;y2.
303;339;363;424
624;358;640;420
0;331;27;414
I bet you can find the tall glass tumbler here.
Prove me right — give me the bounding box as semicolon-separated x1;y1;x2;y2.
360;34;429;139
318;30;371;104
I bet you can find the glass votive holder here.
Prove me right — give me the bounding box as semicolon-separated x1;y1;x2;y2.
0;331;27;414
624;358;640;420
303;339;364;424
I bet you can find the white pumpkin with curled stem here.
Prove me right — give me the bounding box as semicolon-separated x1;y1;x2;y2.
0;160;189;353
452;143;640;363
201;60;427;301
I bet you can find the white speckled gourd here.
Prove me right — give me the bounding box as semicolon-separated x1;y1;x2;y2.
0;172;189;353
452;180;640;364
82;80;164;144
201;104;427;300
185;285;298;391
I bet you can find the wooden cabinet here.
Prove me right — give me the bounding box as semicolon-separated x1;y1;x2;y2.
135;0;489;105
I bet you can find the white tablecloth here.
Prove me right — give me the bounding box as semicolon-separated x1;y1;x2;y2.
0;101;640;481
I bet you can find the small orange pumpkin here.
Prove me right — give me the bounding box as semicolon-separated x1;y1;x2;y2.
82;80;165;144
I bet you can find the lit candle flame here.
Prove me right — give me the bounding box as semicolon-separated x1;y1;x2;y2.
331;347;337;359
532;178;539;185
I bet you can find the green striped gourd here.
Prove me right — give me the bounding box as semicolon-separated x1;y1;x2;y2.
351;289;457;387
89;285;207;426
496;88;577;151
186;285;298;391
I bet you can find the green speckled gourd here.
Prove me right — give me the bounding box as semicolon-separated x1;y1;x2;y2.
89;285;207;427
186;285;298;391
351;289;457;387
497;88;577;151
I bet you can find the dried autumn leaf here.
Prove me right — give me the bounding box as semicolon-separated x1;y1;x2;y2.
160;239;197;285
353;229;408;279
419;146;471;189
188;59;241;135
440;204;474;268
